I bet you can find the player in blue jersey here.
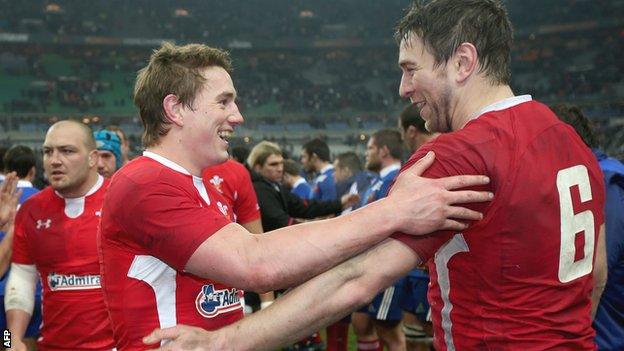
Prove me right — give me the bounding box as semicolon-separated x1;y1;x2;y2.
301;138;337;201
353;129;405;351
283;159;313;200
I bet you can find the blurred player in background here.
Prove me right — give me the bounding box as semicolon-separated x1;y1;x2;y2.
301;138;337;201
352;129;405;351
282;159;313;201
94;130;123;178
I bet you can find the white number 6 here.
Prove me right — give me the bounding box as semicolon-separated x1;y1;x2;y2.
556;165;595;283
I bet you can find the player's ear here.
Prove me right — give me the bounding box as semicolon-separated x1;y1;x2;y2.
253;163;262;173
163;94;185;127
380;145;390;158
453;42;478;84
88;149;98;168
407;125;418;139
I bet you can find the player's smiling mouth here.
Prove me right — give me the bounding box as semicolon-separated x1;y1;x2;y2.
217;130;232;142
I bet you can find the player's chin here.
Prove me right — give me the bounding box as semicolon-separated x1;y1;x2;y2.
49;180;67;191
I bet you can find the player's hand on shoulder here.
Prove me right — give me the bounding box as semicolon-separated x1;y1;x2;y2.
144;325;227;351
387;151;493;235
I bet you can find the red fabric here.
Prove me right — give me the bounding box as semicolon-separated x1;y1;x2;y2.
202;159;260;224
326;321;349;351
391;100;604;350
13;180;115;350
100;156;242;350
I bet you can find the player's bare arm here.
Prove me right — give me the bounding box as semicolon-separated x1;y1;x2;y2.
184;152;492;292
240;218;276;307
145;238;420;351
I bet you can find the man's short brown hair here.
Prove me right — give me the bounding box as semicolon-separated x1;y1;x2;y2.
396;0;513;85
134;42;233;147
372;129;403;161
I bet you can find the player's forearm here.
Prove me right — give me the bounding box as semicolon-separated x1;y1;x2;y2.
226;239;419;351
4;263;37;332
6;309;31;340
251;199;396;291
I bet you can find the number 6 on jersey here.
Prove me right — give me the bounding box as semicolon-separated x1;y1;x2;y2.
556;165;595;283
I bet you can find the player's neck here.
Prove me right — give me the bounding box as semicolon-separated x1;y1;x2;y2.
58;170;100;198
452;84;514;131
380;158;401;170
146;140;202;176
315;161;330;173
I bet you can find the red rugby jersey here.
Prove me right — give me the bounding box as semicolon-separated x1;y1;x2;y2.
99;152;242;350
393;97;605;350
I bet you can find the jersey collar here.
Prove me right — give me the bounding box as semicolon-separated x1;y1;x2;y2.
293;177;308;188
17;180;33;188
143;151;201;181
471;95;532;121
379;163;401;179
319;164;334;175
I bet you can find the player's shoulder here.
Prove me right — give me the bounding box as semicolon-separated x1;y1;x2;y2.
108;156;192;199
19;186;56;210
15;187;57;223
113;156;183;185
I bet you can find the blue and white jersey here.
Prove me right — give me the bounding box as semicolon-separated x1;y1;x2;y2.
593;150;624;351
291;177;313;200
312;164;337;201
361;163;401;206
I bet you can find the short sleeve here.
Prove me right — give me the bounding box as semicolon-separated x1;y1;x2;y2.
111;181;231;271
12;205;34;264
234;170;261;224
391;136;492;263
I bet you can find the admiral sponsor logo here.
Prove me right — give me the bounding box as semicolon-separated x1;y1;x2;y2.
36;219;51;229
195;284;242;318
47;272;101;291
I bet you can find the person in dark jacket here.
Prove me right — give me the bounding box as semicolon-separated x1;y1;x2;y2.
247;141;357;232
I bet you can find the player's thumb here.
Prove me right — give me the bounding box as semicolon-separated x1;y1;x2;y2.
410;151;435;175
143;327;180;344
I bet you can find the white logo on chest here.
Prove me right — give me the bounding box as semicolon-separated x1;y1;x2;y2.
217;201;229;217
210;176;224;193
36;219;52;229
